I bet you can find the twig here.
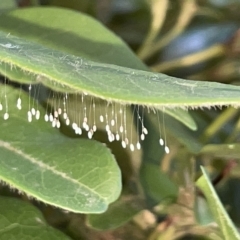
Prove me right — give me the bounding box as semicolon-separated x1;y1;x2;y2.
137;0;169;59
140;0;197;61
151;44;225;72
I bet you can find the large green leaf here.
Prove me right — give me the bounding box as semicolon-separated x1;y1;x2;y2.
0;7;196;130
0;0;17;12
0;85;121;213
200;143;240;159
0;7;147;70
0;197;70;240
140;162;178;205
0;32;240;109
196;167;240;240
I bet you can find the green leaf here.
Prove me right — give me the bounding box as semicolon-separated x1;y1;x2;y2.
0;85;121;213
140;162;178;205
200;143;240;160
0;7;196;131
0;7;147;70
194;196;215;226
0;32;240;110
0;0;17;12
164;108;197;131
0;197;70;240
87;195;143;230
196;167;240;240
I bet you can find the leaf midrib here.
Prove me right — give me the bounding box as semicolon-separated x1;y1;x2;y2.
0;140;105;202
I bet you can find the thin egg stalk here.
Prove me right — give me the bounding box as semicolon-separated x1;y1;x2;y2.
49;94;142;151
49;93;144;176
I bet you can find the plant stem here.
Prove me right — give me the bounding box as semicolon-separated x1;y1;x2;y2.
139;0;197;61
137;0;169;60
151;44;225;72
200;107;239;143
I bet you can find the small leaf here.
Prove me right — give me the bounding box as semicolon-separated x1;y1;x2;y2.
0;196;70;240
194;196;214;226
0;7;147;70
0;85;121;213
146;110;202;154
196;167;240;240
200;143;240;159
87;195;143;230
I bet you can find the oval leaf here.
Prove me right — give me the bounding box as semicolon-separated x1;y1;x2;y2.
0;197;70;240
0;85;121;213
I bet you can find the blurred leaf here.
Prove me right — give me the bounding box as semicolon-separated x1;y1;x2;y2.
0;85;121;213
138;109;178;206
196;167;240;240
135;110;200;206
87;195;143;230
161;23;237;62
0;7;147;70
209;0;239;7
0;197;70;240
140;162;178;205
140;110;166;165
194;196;214;226
200;143;240;159
111;0;146;14
165;120;202;154
164;108;197;131
0;0;17;12
47;0;92;12
217;178;240;226
148;110;202;153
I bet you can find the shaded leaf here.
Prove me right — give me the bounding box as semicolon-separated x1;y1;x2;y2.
200;143;240;159
196;167;240;240
140;162;178;205
0;7;147;70
0;7;196;130
0;0;17;12
87;195;143;230
194;196;214;226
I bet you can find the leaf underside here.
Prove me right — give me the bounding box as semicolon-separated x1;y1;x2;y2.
0;32;240;110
